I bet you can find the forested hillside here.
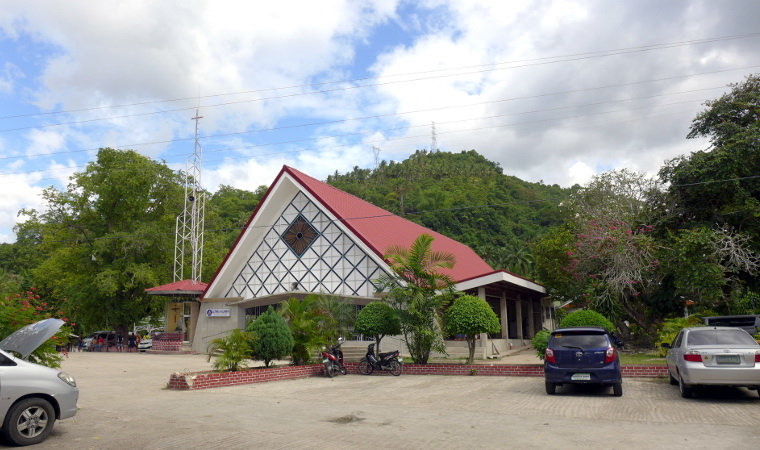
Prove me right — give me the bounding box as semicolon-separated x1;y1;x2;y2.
327;150;570;274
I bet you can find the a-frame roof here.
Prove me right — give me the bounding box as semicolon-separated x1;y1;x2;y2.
203;165;495;298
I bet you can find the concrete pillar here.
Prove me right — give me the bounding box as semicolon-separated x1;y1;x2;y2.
515;295;523;340
500;291;508;340
477;287;488;358
527;299;535;338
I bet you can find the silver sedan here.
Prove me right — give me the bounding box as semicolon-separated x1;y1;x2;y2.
663;326;760;398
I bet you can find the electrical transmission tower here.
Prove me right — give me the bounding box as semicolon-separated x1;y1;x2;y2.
174;108;206;283
431;121;437;151
372;145;381;169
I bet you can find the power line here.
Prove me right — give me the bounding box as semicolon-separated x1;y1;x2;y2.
25;173;760;246
1;32;758;126
3;66;754;162
0;95;711;184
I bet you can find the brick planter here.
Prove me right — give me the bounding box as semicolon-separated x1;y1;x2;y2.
167;362;667;390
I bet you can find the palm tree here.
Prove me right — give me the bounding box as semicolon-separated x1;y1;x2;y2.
379;234;457;364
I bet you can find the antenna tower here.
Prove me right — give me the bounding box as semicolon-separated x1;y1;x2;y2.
174;108;206;283
431;121;437;151
372;145;381;169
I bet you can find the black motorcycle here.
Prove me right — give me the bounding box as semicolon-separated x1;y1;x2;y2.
358;343;402;376
321;338;347;377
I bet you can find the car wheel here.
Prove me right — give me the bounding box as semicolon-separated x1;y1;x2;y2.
545;381;556;395
668;370;678;386
678;375;693;398
612;382;623;397
1;397;56;446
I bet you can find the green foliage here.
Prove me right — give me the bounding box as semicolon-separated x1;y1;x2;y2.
655;316;705;356
733;290;760;314
444;295;501;364
278;295;335;365
206;328;254;372
354;301;400;354
246;306;293;367
0;287;72;368
531;329;551;361
661;74;760;244
327;150;569;274
379;234;456;364
559;309;615;331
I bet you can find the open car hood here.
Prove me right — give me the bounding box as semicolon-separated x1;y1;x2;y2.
0;318;64;359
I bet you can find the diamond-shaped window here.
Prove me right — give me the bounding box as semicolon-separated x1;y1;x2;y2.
281;214;319;256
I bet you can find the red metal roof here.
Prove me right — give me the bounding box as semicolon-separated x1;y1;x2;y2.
284;166;494;282
146;279;208;295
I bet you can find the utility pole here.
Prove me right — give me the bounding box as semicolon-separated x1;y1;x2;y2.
174;108;206;283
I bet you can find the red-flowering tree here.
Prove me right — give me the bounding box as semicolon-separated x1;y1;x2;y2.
0;286;72;368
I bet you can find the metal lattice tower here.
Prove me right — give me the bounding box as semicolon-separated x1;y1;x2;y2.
173;109;206;283
431;121;437;151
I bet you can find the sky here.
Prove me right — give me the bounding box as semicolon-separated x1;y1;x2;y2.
0;0;758;243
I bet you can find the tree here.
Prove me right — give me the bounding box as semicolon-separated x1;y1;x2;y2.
246;306;293;367
379;234;456;364
24;149;187;336
353;301;400;355
443;295;500;364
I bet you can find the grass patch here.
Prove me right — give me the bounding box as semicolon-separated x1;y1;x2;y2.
620;352;665;365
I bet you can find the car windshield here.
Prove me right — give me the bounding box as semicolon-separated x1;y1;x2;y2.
687;329;758;346
551;332;608;348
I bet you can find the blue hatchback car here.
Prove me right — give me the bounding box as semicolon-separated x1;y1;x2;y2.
544;327;623;396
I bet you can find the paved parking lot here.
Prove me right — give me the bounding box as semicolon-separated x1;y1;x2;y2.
21;352;760;449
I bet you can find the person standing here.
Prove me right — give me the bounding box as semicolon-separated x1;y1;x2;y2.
127;332;136;352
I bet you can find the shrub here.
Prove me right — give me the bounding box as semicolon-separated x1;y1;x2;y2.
354;302;400;355
444;295;501;364
655;315;705;356
247;306;293;367
206;328;254;372
558;309;615;331
531;329;551;360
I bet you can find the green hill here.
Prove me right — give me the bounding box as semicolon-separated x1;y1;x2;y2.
326;150;570;277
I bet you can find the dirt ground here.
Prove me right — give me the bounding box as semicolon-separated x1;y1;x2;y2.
17;351;760;449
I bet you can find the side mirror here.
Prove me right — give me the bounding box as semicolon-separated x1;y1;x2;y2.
660;343;671;349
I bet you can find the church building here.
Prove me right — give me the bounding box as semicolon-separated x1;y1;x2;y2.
192;165;552;356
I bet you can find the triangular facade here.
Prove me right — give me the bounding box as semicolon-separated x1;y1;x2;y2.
204;165;494;301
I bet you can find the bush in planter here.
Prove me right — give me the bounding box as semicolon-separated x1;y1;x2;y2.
354;301;400;355
206;328;254;372
443;295;501;364
247;306;293;367
558;309;615;331
531;329;551;360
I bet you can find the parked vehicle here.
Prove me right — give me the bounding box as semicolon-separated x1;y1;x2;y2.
321;338;347;378
702;315;760;336
0;318;79;446
137;337;152;352
358;343;402;376
662;326;760;398
544;327;623;396
82;331;116;351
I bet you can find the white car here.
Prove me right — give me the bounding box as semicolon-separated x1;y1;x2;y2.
663;326;760;398
138;338;152;352
0;319;79;446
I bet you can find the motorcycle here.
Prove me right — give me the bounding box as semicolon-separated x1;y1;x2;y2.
321;338;347;378
358;342;403;376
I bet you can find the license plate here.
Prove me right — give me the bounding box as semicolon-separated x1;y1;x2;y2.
716;354;740;365
322;359;329;363
397;357;403;363
571;373;591;381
